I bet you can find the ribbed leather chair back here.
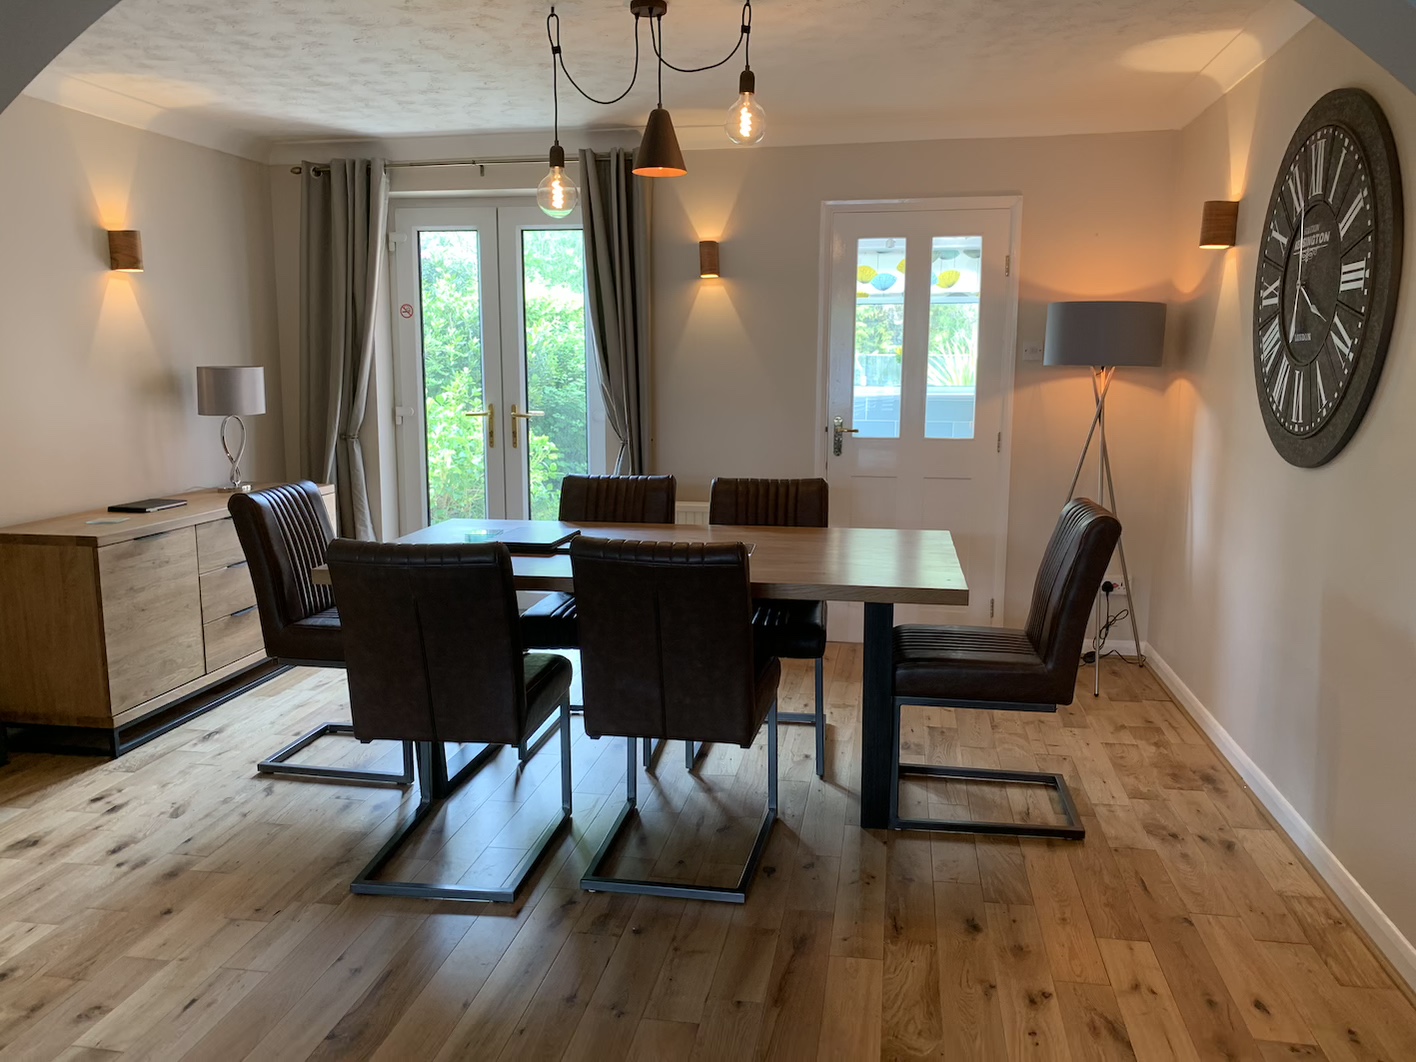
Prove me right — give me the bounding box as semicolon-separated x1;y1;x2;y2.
326;541;529;746
1023;499;1122;679
708;478;828;528
559;475;676;523
571;538;775;747
229;481;335;642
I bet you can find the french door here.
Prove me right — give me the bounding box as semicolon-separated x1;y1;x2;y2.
820;199;1020;634
390;202;607;534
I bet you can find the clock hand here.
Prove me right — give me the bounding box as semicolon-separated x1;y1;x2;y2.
1299;283;1326;322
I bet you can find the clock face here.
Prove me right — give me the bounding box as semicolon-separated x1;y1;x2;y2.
1252;89;1403;467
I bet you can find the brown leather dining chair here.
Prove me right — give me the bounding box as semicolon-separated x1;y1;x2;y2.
710;477;829;777
521;473;676;765
571;537;781;903
328;539;573;902
519;473;677;650
229;482;413;786
889;499;1121;839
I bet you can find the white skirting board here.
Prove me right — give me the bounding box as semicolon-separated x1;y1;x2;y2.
1142;642;1416;992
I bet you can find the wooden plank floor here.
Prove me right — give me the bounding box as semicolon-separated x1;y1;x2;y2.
0;650;1412;1060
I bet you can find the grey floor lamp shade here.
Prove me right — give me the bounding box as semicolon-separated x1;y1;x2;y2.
1044;301;1166;368
197;366;266;491
1043;301;1166;697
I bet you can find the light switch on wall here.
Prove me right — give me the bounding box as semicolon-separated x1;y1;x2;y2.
1021;344;1044;363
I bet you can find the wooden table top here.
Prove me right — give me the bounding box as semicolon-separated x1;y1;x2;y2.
0;484;336;548
315;519;968;606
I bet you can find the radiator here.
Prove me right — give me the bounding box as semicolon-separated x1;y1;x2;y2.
675;501;710;526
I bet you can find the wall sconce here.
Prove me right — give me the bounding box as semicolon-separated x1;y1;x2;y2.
1199;201;1239;249
699;241;721;279
108;230;143;272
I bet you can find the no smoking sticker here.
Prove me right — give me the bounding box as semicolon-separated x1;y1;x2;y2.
400;303;414;319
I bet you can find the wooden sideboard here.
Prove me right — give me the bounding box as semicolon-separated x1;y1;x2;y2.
0;484;336;755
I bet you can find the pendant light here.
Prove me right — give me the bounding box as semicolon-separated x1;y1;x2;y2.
544;0;763;181
724;3;765;145
537;22;579;218
634;13;687;178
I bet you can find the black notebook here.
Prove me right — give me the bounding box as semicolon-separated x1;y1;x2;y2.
108;498;188;514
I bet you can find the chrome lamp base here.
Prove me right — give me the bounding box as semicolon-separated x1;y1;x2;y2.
216;415;252;492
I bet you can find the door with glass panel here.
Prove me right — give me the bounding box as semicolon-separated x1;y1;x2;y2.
390;202;604;533
823;203;1018;631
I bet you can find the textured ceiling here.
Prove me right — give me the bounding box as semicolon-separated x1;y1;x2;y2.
26;0;1309;153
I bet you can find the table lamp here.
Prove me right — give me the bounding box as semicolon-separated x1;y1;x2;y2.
1044;301;1166;690
196;365;266;492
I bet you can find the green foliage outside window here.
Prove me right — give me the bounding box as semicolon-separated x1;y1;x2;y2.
419;229;590;524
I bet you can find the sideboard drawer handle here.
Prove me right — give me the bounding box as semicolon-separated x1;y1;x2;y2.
226;560;248;571
135;530;169;542
230;605;257;618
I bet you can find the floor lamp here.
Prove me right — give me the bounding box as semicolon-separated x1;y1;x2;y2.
1043;301;1166;695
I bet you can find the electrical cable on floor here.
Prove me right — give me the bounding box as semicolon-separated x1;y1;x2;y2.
1081;583;1147;667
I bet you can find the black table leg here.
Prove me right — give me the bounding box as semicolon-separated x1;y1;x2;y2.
859;602;894;829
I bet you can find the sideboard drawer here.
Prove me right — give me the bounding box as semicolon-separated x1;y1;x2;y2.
98;528;205;712
196;517;244;573
204;606;263;671
199;561;256;624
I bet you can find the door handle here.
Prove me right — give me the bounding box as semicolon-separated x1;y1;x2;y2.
510;405;545;449
831;415;859;456
465;405;495;448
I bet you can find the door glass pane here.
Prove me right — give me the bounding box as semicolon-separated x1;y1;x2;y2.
853;237;906;438
926;236;981;439
522;229;590;520
419;230;488;522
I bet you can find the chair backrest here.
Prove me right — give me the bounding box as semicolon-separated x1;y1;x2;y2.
708;477;828;528
228;481;336;649
559;475;676;523
570;538;776;747
326;540;529;746
1024;499;1122;679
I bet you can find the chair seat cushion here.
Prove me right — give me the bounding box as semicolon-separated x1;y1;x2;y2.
520;592;579;650
276;607;345;665
524;653;574;738
752;599;826;659
893;625;1070;706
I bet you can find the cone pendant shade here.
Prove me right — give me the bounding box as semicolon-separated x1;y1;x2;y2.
634;107;687;177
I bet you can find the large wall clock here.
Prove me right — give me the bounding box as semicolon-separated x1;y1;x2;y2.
1252;88;1403;467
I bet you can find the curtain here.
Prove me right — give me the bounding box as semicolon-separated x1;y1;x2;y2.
298;158;389;539
579;148;652;474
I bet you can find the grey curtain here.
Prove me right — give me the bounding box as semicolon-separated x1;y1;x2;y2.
299;158;389;539
579;148;652;473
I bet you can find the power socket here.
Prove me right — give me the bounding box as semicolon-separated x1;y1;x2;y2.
1101;577;1127;596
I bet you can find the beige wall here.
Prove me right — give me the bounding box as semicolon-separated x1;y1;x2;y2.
650;134;1178;627
0;95;283;526
1154;18;1416;941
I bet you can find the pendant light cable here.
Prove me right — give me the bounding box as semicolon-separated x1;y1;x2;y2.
547;8;642;107
650;1;751;74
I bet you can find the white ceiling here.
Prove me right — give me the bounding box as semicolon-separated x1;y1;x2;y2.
24;0;1313;160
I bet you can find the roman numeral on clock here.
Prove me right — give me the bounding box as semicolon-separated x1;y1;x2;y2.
1260;276;1281;309
1270;357;1292;410
1339;190;1367;238
1331;314;1355;362
1260;317;1283;369
1329;144;1348;200
1310;137;1326;193
1291;364;1305;425
1286;167;1306;216
1339;258;1368;291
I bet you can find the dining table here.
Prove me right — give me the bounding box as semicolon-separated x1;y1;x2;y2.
312;518;968;830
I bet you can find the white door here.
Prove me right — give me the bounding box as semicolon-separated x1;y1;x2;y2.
390;201;610;533
821;201;1019;635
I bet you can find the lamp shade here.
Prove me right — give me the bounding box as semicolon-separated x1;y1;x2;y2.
1044;301;1166;368
196;365;266;416
699;241;720;278
633;107;687;177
